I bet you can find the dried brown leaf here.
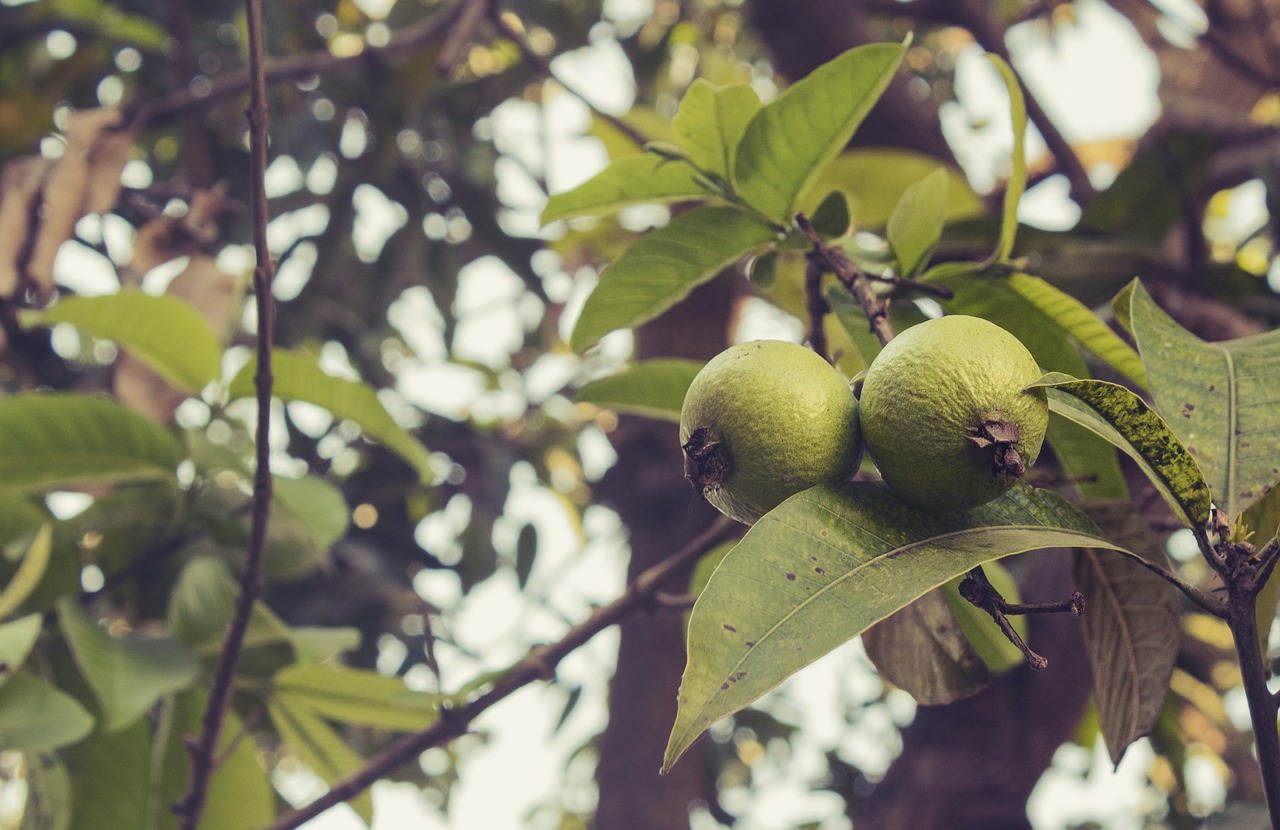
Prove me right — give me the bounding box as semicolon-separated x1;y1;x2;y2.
0;156;49;298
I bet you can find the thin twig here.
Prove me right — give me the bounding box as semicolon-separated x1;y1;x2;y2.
488;7;649;148
254;517;737;830
438;0;491;72
795;213;894;347
862;270;954;300
959;566;1050;670
173;0;276;826
803;254;831;361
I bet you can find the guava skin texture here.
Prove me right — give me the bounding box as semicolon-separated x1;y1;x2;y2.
858;315;1048;512
679;340;861;525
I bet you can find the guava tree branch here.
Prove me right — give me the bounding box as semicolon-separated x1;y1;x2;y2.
172;0;276;826
794;213;896;347
255;516;737;830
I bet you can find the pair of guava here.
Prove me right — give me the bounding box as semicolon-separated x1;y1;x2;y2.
679;316;1048;523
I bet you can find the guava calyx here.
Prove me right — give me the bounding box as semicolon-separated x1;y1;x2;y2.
683;426;733;496
965;419;1027;478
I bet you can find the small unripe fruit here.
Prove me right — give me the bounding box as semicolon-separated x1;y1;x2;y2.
679;340;861;525
859;315;1047;511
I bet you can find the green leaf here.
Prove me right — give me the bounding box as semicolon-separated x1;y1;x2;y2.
748;250;778;288
62;719;151;830
229;349;432;482
273;474;350;550
154;689;275;830
886;167;948;277
826;287;883;367
1005;273;1147;390
1119;279;1280;519
57;598;199;730
1076;503;1180;766
0;525;51;620
988;53;1027;263
514;523;537;589
0;614;42;687
271;663;441;731
1046;413;1129;502
167;556;293;655
0;674;94;750
663;482;1130;771
1246;487;1280;657
801;150;984;228
1033;374;1212;529
540;154;710;224
809;190;851;240
267;696;373;822
20;752;72;830
734;42;906;223
574;359;704;422
0;394;182;492
569;206;777;352
862;588;990;704
1081;132;1217;243
672;80;762;181
20;291;221;392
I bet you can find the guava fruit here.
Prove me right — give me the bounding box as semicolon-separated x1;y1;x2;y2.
858;315;1047;512
679;340;861;525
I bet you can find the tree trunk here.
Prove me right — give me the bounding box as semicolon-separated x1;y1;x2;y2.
593;275;744;829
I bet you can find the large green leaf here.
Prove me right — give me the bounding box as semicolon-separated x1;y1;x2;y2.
569;206;777;352
154;689;275;830
0;614;42;687
0;674;94;750
57;598;199;730
1118;279;1280;519
20;752;72;830
267;696;374;822
574;359;703;422
273;474;350;549
62;719;151;830
229;349;432;482
799;150;984;228
0;525;51;620
540;154;709;224
20;291;221;392
1076;504;1180;766
861;588;990;705
1033;374;1212;528
988;54;1027;263
1246;487;1280;656
271;663;441;731
886;167;948;278
672;80;761;182
0;394;182;492
1046;413;1129;502
663;482;1130;771
734;42;905;223
1005;273;1147;390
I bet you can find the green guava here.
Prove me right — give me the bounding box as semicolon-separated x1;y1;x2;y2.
679;340;861;525
858;315;1047;512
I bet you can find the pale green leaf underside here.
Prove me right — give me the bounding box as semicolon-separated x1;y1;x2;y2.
540;154;709;224
569;206;777;352
272;663;442;732
20;290;222;392
664;482;1128;772
989;54;1028;263
886;167;948;278
229;349;432;482
734;42;905;223
57;598;200;731
0;674;94;751
1121;279;1280;519
0;525;51;621
1033;374;1212;528
574;359;704;422
673;80;761;181
267;697;373;821
1007;273;1147;390
0;393;183;492
0;615;41;687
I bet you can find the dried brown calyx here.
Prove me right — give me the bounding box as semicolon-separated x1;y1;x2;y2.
966;419;1026;478
682;426;732;497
